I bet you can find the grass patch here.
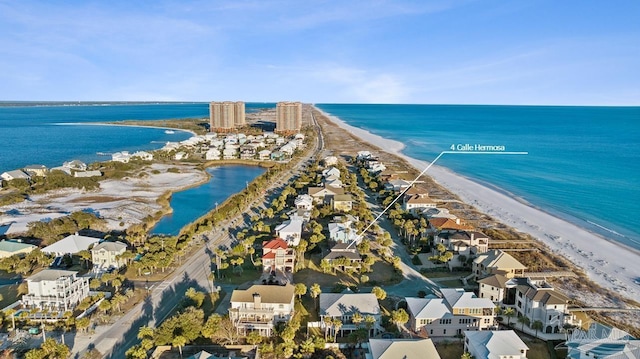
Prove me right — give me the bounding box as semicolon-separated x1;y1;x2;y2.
438;279;465;288
0;284;22;307
524;338;553;359
218;265;261;285
434;340;464;359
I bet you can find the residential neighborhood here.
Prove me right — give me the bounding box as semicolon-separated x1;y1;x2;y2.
0;108;635;359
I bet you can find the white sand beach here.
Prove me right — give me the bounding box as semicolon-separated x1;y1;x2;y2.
319;109;640;305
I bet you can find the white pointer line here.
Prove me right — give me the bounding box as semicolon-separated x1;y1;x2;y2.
349;150;528;247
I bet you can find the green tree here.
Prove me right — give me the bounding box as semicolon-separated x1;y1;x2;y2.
461;352;473;359
294;283;307;299
518;316;531;331
391;309;409;332
246;331;262;346
532;320;544;337
503;307;515;326
371;286;387;300
172;335;187;358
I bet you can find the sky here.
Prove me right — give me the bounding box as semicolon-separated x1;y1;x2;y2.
0;0;639;105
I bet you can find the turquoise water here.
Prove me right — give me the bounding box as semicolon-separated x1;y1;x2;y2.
0;102;273;173
316;104;640;250
150;165;266;236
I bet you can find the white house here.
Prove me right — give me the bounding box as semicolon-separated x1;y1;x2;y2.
22;269;90;311
1;170;31;182
435;230;489;256
406;289;496;337
258;149;271;160
320;291;382;337
365;338;441;359
403;193;437;215
322;167;340;179
222;147;237;159
328;221;357;243
228;284;295;336
91;241;127;271
294;194;314;210
63;160;88;171
24;165;48;177
262;238;295;273
464;330;529;359
384;179;412;192
274;216;304;246
42;234;101;256
111;151;131;163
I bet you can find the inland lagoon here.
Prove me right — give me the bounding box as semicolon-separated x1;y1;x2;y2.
151;165;265;235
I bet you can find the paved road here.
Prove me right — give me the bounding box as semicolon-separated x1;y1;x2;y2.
69;109;325;358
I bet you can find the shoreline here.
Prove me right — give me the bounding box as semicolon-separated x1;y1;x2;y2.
314;106;640;303
55;122;198;136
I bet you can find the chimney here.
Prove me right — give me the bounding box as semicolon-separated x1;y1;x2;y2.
253;293;261;308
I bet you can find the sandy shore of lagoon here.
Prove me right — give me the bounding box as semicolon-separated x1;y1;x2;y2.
0;163;208;235
316;107;640;306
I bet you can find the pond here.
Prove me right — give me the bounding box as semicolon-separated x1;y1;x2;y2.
150;165;266;236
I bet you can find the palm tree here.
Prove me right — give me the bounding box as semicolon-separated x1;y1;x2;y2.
310;283;321;308
503;307;515;327
532;320;544;338
461;352;473;359
518;316;530;331
172;335;187;358
352;311;364;328
332;318;343;342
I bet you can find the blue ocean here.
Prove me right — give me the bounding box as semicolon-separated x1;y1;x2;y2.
316;104;640;251
1;102;638;251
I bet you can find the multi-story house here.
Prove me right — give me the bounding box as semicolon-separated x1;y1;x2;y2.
464;330;529;359
406;288;496;337
319;291;381;337
262;238;295;273
323;243;362;270
91;241;127;271
507;277;578;334
435;230;489;255
473;249;527;280
22;269;90;311
403;194;437;215
331;194;354;212
228;284;295;336
308;186;345;204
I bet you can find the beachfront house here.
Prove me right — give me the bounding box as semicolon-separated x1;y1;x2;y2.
63;160;88;171
480;276;578;334
0;239;36;258
464;330;529;359
111;151;131;163
261;238;295;273
1;170;31;182
384;179;412;192
403;193;437;215
24;164;48;177
435;230;489;255
472;249;527;280
22;269;90;311
42;234;101;256
228;284;295;336
319;291;382;337
205;148;221;160
427;217;473;234
365;338;441;359
406;288;496;337
258;149;271;161
91;241;128;271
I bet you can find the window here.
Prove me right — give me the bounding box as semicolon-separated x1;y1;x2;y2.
443;329;447;335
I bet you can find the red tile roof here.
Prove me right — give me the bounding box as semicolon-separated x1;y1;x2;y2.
262;238;288;250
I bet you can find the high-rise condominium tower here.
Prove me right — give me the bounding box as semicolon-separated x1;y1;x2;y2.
276;102;302;133
209;101;245;131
